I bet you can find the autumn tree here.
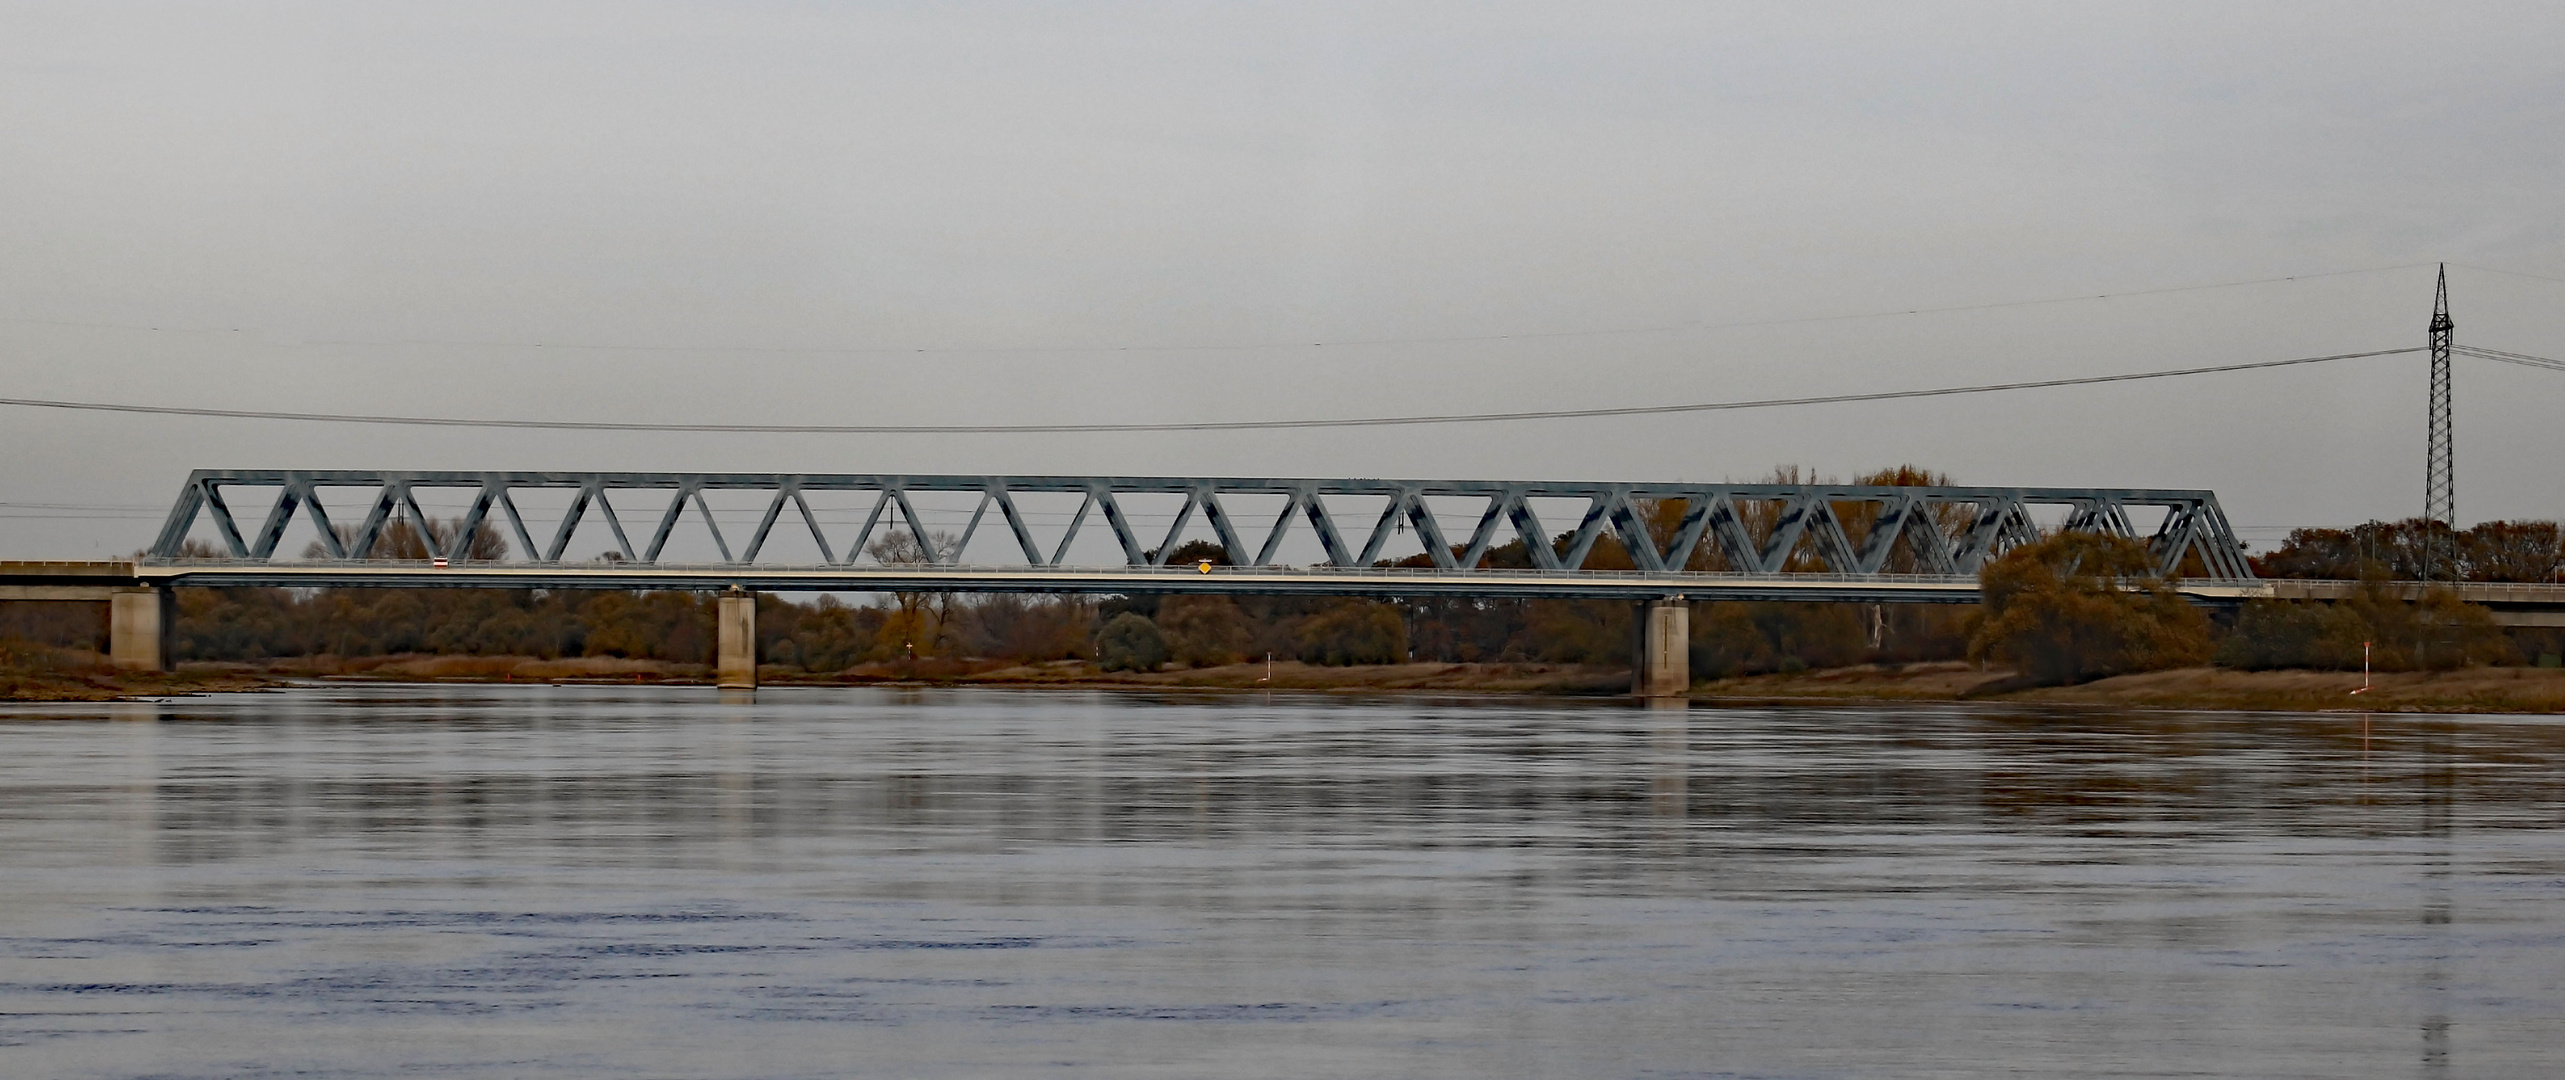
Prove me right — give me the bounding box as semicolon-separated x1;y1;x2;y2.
303;515;511;561
1969;531;2213;685
867;528;958;657
954;595;1096;662
2254;519;2562;583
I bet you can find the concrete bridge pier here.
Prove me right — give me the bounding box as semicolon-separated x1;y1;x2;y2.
110;587;175;673
1631;599;1689;699
717;588;757;690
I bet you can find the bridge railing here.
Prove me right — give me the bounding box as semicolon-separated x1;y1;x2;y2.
144;471;2256;582
133;559;2007;600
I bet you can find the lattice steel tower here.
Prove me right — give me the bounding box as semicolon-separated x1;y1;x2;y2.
2424;264;2455;579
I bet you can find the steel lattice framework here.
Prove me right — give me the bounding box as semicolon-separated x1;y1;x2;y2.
141;471;2254;597
2424;264;2457;581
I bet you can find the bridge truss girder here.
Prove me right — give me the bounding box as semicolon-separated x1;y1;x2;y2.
145;471;2256;585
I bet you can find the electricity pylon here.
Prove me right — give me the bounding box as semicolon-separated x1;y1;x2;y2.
2424;264;2455;581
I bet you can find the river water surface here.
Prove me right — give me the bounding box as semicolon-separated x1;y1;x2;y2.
1;685;2559;1078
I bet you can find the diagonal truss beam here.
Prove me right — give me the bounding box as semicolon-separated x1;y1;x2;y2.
141;472;2258;582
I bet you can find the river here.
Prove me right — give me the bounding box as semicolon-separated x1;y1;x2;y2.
1;685;2558;1078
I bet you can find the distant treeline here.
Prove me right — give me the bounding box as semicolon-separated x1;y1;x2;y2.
2222;518;2561;671
2253;519;2562;582
149;578;1957;677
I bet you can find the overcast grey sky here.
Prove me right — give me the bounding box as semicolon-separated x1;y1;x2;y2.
4;1;2562;558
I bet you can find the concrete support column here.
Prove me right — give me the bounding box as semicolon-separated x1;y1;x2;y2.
109;587;175;673
1631;599;1689;698
716;588;758;690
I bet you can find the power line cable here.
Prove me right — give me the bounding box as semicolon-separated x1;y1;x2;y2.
2450;263;2565;288
0;263;2431;356
2454;344;2565;371
0;501;166;511
0;347;2431;434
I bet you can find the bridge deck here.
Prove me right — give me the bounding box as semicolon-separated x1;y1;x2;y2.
128;562;1992;602
10;560;2565;622
0;561;152;601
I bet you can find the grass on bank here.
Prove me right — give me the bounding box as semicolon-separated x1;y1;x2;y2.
0;642;277;702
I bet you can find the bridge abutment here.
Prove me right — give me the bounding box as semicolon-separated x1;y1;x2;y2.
717;589;757;690
109;587;174;673
1631;599;1689;698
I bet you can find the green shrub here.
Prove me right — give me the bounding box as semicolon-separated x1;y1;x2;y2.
1157;595;1252;667
1685;601;1872;678
1687;604;1775;678
2216;600;2368;670
1096;612;1168;672
2340;584;2513;671
1295;601;1407;666
2216;586;2514;671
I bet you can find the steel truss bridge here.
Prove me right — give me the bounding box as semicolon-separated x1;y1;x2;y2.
126;470;2259;601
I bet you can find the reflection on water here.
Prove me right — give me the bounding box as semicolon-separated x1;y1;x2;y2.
2;685;2560;1078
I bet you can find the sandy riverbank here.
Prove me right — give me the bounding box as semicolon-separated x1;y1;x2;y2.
1693;660;2565;713
0;649;281;702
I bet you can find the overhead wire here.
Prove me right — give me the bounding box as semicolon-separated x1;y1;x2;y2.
0;263;2432;355
289;264;2441;354
2449;262;2565;288
2454;344;2565;372
0;346;2433;435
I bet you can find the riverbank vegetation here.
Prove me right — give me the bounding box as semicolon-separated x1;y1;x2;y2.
1968;532;2213;685
0;639;276;701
